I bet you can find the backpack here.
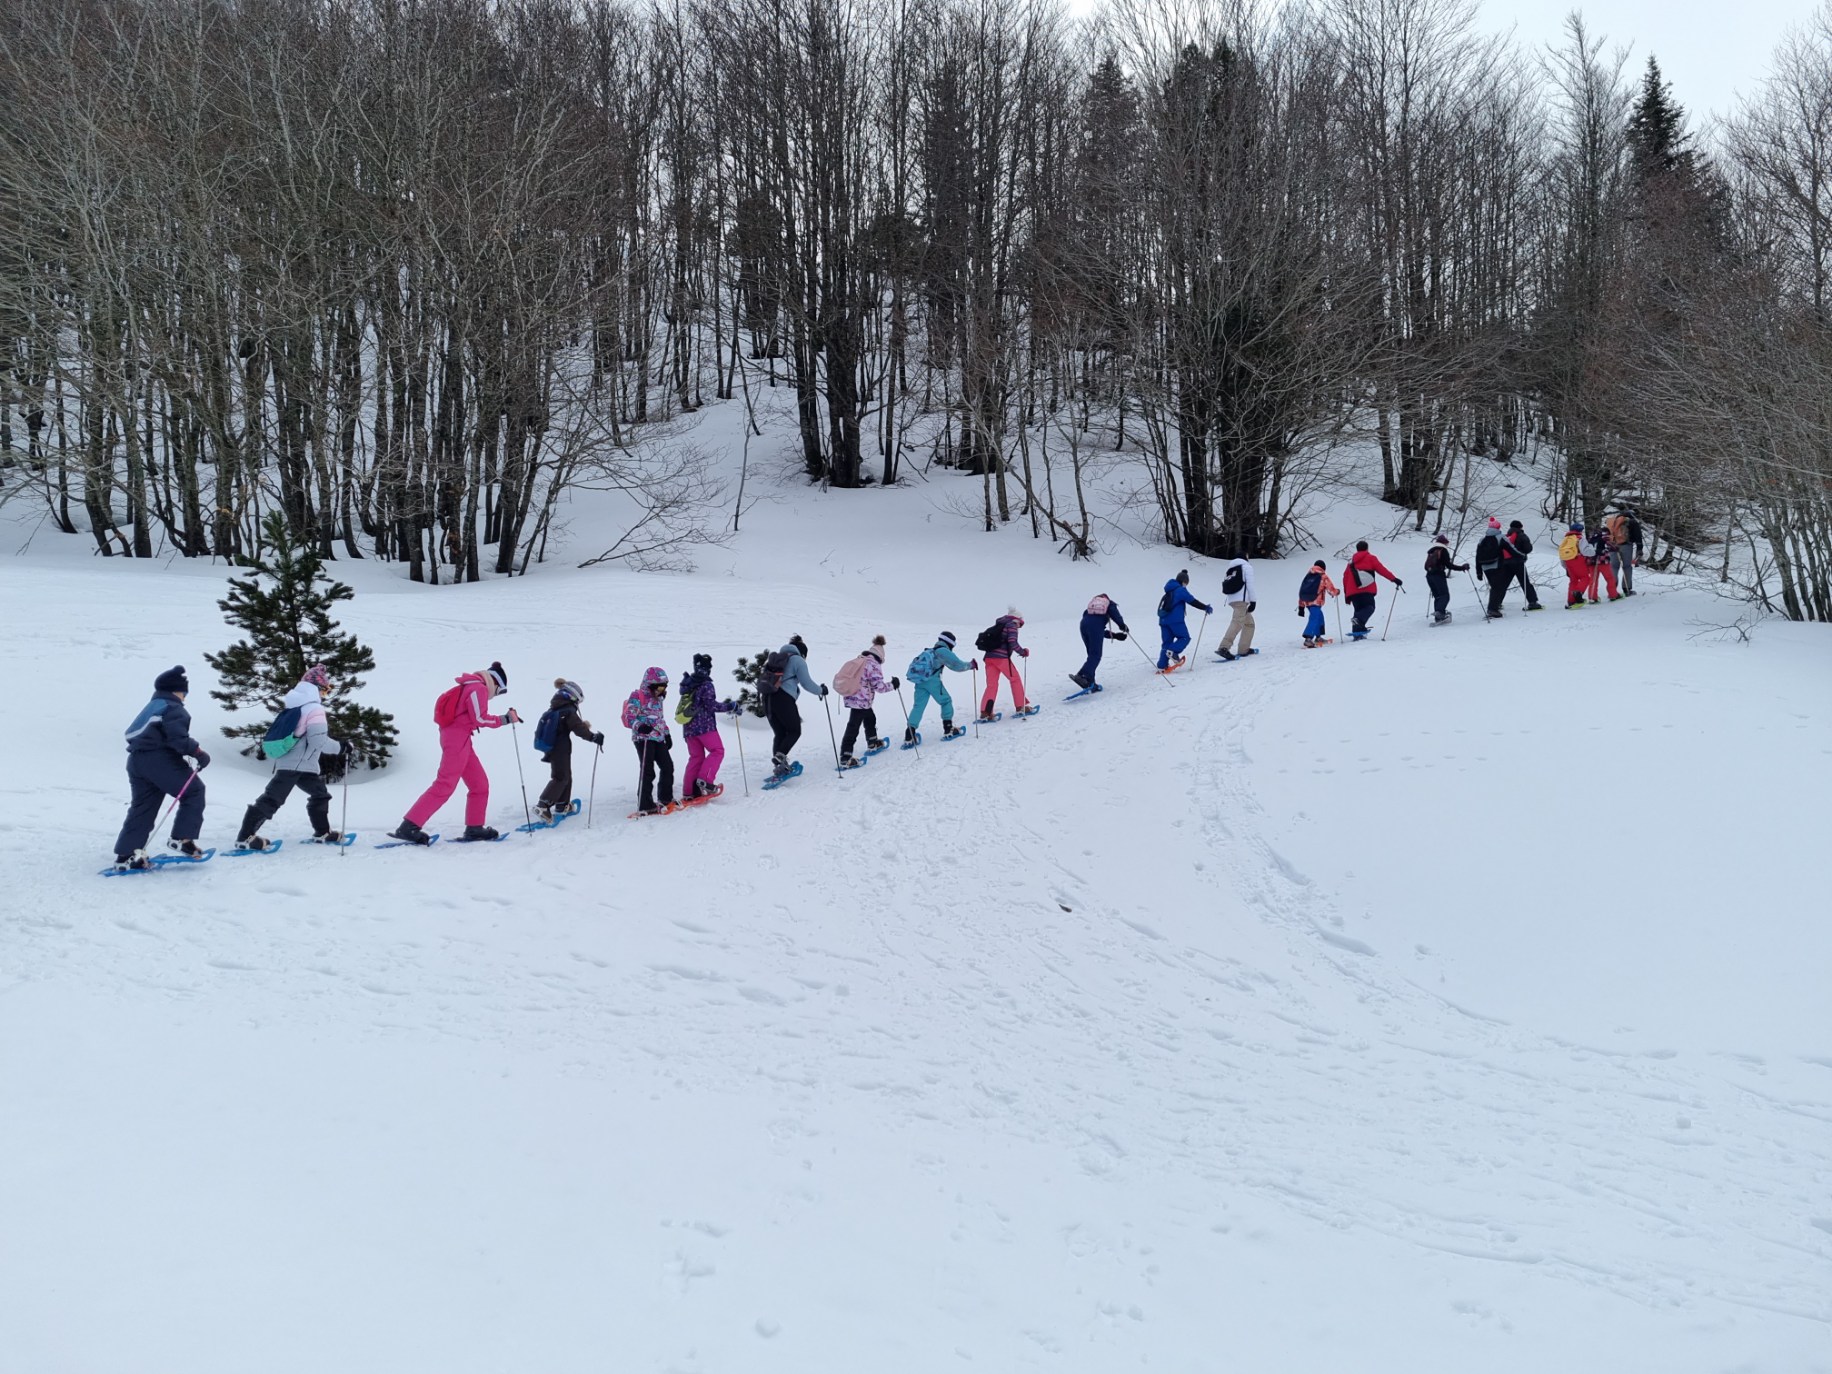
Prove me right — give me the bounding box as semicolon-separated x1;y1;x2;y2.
908;647;939;681
758;649;789;696
1425;546;1447;574
1298;571;1322;604
832;656;867;698
974;622;1003;654
1348;562;1373;593
1085;594;1110;617
433;683;464;726
673;689;694;727
1221;565;1245;596
1606;514;1628;546
1157;589;1173;616
260;705;305;760
532;706;562;754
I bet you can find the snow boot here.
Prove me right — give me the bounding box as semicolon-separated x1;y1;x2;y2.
311;830;344;845
771;751;793;780
840;752;859;768
1215;648;1236;661
1069;671;1092;689
535;803;554;824
462;824;500;841
904;725;919;745
978;707;997;723
1524;603;1545;611
390;818;433;846
235;833;271;852
867;736;888;752
169;838;205;859
115;849;152;872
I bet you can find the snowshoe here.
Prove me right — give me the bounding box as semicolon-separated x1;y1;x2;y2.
901;730;922;751
389;819;433;846
307;831;356;847
115;850;151;872
865;738;890;756
1064;683;1104;701
680;784;724;807
839;753;865;771
226;837;283;857
458;824;503;842
1016;704;1041;718
1524;603;1546;611
1068;671;1092;690
170;839;206;859
762;761;804;790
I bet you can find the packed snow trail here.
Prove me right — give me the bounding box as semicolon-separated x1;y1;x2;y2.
2;510;1830;1372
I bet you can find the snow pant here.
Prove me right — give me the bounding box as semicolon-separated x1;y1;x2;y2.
1563;558;1590;604
406;725;491;828
1303;606;1326;640
841;707;877;756
537;753;578;812
1486;564;1538;614
1427;569;1452;618
636;737;675;809
1611;544;1634;593
1348;593;1376;633
1219;602;1255;654
682;730;724;795
766;691;803;765
907;676;953;729
1589;556;1619;600
239;769;331;840
1157;621;1190;668
115;751;205;857
1077;616;1107;683
982;656;1028;712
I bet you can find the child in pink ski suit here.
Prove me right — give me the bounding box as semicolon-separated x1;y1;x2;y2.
392;661;519;843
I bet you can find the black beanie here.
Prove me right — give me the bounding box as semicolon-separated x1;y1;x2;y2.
693;653;712;673
154;665;189;695
1176;569;1189;585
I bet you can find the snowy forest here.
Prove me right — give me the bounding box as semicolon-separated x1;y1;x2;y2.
1;0;1829;620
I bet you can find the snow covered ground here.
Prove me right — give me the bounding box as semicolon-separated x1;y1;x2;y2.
2;435;1829;1374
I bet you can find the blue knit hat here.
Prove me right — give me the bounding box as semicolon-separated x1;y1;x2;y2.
154;665;189;694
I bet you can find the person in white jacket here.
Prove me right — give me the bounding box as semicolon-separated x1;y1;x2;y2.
234;664;345;849
1215;556;1258;660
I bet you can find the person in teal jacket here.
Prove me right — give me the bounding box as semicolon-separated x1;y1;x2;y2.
1156;570;1212;669
903;631;976;744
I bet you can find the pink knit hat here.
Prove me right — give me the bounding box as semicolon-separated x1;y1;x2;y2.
303;664;331;690
1487;517;1502;530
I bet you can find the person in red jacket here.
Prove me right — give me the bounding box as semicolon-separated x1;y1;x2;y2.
1341;541;1402;637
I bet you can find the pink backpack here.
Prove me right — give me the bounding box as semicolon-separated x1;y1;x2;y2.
831;655;867;698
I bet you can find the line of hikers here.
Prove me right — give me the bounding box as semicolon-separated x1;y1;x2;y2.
108;514;1649;863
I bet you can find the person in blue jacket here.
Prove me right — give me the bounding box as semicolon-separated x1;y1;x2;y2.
903;631;976;744
762;635;828;779
1071;594;1129;690
113;665;211;869
1155;570;1212;670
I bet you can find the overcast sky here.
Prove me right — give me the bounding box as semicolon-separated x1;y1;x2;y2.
1483;0;1809;124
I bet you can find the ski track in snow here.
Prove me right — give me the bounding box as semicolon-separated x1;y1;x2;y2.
3;505;1831;1372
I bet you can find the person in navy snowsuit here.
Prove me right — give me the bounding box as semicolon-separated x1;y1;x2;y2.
1073;594;1129;689
114;665;210;866
1156;570;1212;670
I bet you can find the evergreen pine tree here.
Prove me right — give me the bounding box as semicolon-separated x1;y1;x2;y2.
733;650;772;718
205;512;398;773
1627;57;1692;182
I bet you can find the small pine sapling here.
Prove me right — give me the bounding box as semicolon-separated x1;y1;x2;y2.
205;512;399;773
732;650;772;718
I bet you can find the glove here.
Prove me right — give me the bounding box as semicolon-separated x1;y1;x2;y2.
1020;648;1030;658
1296;607;1304;616
1247;601;1256;613
506;707;523;724
592;732;605;746
192;749;211;771
891;676;901;690
1114;631;1127;641
1394;579;1404;589
820;685;829;698
722;699;736;711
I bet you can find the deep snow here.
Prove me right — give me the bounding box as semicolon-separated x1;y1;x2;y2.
2;430;1829;1374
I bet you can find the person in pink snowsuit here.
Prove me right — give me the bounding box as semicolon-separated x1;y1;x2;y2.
390;660;520;844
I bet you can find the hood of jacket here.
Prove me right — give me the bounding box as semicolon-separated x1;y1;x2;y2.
282;681;321;711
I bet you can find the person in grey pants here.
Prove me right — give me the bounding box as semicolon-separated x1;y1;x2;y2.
1609;509;1643;596
235;664;344;849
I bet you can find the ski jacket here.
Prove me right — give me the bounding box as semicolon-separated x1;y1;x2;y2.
1157;579;1207;627
443;672;507;733
124;690;203;762
1343;550;1397;598
1082;595;1129;634
541;694;598;762
1297;570;1338;607
1558;532;1583;562
1606;513;1643;552
909;641;972;683
984;615;1025;661
621;668;672;744
679;671;735;740
841;654;892;711
1501;531;1533;563
1220;559;1256;606
1475;531;1504;572
276;681;342;775
1423;546;1467;577
775;643;824;700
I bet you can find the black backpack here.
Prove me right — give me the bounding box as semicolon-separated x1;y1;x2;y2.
974;622;1003;654
1221;565;1245;595
758;649;789;696
1298;570;1322;603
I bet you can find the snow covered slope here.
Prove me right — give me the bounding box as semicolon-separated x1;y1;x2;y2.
2;453;1829;1374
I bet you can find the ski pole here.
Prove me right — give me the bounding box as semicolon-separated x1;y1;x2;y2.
1382;585;1403;642
340;749;351;857
509;714;533;832
151;768;199;848
1333;595;1342;644
1131;630;1174;685
821;689;843;773
972;664;980;735
728;713;749;796
1190;608;1210;668
587;741;600;826
894;681;919;759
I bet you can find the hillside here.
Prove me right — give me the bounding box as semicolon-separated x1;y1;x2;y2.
1;442;1828;1374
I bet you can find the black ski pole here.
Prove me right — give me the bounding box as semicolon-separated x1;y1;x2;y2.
587;741;600;827
509;714;533;832
972;664;981;735
340;750;351;856
1131;630;1174;685
894;681;919;759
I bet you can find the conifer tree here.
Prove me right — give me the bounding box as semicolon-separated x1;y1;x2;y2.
205;512;398;773
1627;57;1692;182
